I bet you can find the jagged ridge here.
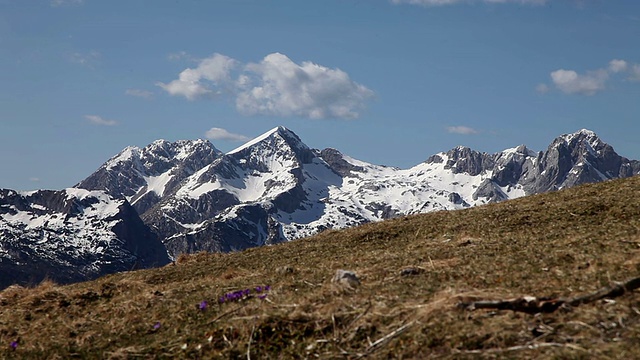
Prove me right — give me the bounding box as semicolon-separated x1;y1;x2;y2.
2;127;638;289
76;127;640;259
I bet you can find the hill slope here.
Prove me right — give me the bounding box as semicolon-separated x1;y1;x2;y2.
1;175;640;358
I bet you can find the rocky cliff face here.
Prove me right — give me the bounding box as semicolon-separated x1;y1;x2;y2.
0;189;170;289
76;139;221;215
518;130;640;193
141;127;320;256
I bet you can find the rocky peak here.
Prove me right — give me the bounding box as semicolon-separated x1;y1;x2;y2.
490;145;537;187
520;129;631;193
442;146;494;176
138;139;221;175
225;126;315;170
318;148;365;177
560;129;601;148
76;139;221;214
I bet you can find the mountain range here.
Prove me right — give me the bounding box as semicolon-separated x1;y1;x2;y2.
1;127;638;288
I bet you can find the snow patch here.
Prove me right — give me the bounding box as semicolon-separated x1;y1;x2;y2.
227;127;282;155
106;146;140;170
144;171;174;198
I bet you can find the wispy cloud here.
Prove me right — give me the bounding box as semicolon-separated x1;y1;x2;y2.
51;0;83;7
204;127;250;142
68;51;100;68
391;0;547;6
167;51;195;62
446;126;479;135
535;83;550;94
84;115;117;126
29;177;41;183
542;58;640;96
630;64;640;82
158;52;374;120
125;89;154;99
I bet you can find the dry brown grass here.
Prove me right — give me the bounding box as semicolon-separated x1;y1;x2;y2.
2;176;640;358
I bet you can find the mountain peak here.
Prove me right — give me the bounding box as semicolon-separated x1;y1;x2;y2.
106;146;142;170
559;129;602;147
577;128;596;136
227;126;306;155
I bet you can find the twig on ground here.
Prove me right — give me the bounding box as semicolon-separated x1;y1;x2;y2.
358;321;415;358
459;276;640;314
455;341;587;355
303;280;319;287
247;324;255;360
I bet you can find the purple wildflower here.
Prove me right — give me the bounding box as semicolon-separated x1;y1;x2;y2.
153;322;161;330
10;341;17;350
199;300;208;311
258;294;268;300
244;289;251;296
219;296;225;304
265;285;271;291
255;286;263;293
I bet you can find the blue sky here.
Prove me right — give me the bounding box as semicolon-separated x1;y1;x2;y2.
1;0;639;190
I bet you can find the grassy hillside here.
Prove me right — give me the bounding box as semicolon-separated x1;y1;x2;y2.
2;176;640;359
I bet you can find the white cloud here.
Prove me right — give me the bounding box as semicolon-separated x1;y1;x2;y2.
204;128;250;142
608;59;628;73
543;58;640;95
446;126;479;135
158;52;374;120
550;69;608;95
29;177;41;183
391;0;547;6
125;89;154;99
84;115;117;126
156;53;237;100
51;0;83;7
236;53;374;119
535;83;550;94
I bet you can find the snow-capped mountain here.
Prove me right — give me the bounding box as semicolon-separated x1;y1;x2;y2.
5;127;634;289
76;127;640;258
3;127;637;289
0;188;170;289
76;139;221;215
